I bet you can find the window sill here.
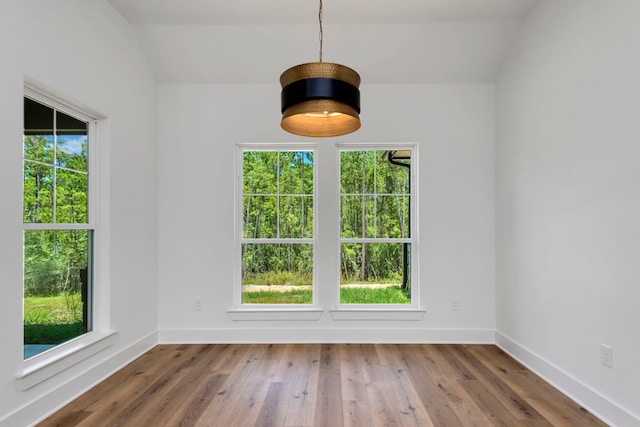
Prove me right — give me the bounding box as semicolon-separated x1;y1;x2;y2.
17;330;118;390
227;307;324;321
329;308;426;321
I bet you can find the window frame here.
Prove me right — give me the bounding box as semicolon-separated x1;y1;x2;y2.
18;82;115;389
334;143;420;311
232;143;320;311
228;142;424;322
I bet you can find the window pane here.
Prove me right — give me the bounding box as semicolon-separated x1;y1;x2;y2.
56;169;88;223
23;161;54;223
56;110;88;171
56;135;88;172
279;151;313;195
340;151;364;194
243;151;278;194
340;243;410;304
279;196;313;238
340;195;377;239
302;151;314;194
24;97;53;164
242;195;278;238
363;151;376;194
241;243;312;304
340;195;362;238
23;135;54;164
56;110;87;134
376;153;410;194
24;230;93;359
364;196;376;238
376;195;410;238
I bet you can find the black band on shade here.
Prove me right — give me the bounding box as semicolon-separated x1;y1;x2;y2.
281;78;360;114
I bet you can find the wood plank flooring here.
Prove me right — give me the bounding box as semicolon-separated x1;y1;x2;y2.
38;344;607;427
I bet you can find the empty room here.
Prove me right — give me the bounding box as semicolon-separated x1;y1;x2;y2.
0;0;638;425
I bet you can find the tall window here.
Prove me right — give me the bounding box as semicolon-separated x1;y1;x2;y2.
339;147;414;305
23;93;95;359
239;147;315;305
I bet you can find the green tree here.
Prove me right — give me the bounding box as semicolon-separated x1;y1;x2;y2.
23;134;89;297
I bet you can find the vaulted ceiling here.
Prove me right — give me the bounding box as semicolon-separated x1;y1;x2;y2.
107;0;540;84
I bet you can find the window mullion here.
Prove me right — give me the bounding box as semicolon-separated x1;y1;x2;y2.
300;154;305;238
23;223;95;231
241;238;314;244
87;120;98;226
339;237;412;243
361;154;365;240
373;152;377;239
276;151;281;239
52;107;57;224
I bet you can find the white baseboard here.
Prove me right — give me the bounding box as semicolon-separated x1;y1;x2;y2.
0;331;157;427
158;327;495;344
495;331;640;427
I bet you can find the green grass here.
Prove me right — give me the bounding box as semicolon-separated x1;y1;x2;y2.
24;294;85;345
242;289;312;304
241;285;411;305
340;286;410;304
244;271;312;287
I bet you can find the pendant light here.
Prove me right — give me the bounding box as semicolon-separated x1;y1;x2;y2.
280;0;361;137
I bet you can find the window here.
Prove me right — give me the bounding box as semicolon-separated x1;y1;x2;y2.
23;92;96;359
238;146;316;306
338;147;415;305
233;143;418;317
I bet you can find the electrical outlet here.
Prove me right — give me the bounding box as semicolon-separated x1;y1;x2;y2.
451;298;461;311
194;298;203;311
600;344;613;368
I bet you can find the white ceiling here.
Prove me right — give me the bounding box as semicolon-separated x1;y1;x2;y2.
107;0;540;84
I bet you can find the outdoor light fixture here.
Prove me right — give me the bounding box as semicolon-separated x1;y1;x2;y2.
280;0;361;137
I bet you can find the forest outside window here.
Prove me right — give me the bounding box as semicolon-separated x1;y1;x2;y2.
338;147;416;306
239;147;316;305
23;94;95;359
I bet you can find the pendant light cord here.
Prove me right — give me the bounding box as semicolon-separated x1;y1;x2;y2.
318;0;323;62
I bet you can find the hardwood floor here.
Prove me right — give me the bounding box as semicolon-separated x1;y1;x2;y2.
38;344;607;427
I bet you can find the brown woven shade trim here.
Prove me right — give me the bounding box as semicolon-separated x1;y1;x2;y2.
280;62;361;88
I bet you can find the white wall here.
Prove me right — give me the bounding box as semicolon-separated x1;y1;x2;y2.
496;0;640;425
0;1;158;425
157;83;496;342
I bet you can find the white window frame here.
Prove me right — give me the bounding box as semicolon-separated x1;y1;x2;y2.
17;82;115;390
330;143;424;320
228;142;424;322
228;143;323;321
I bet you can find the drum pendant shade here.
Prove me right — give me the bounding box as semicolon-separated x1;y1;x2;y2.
280;62;361;137
279;1;361;138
